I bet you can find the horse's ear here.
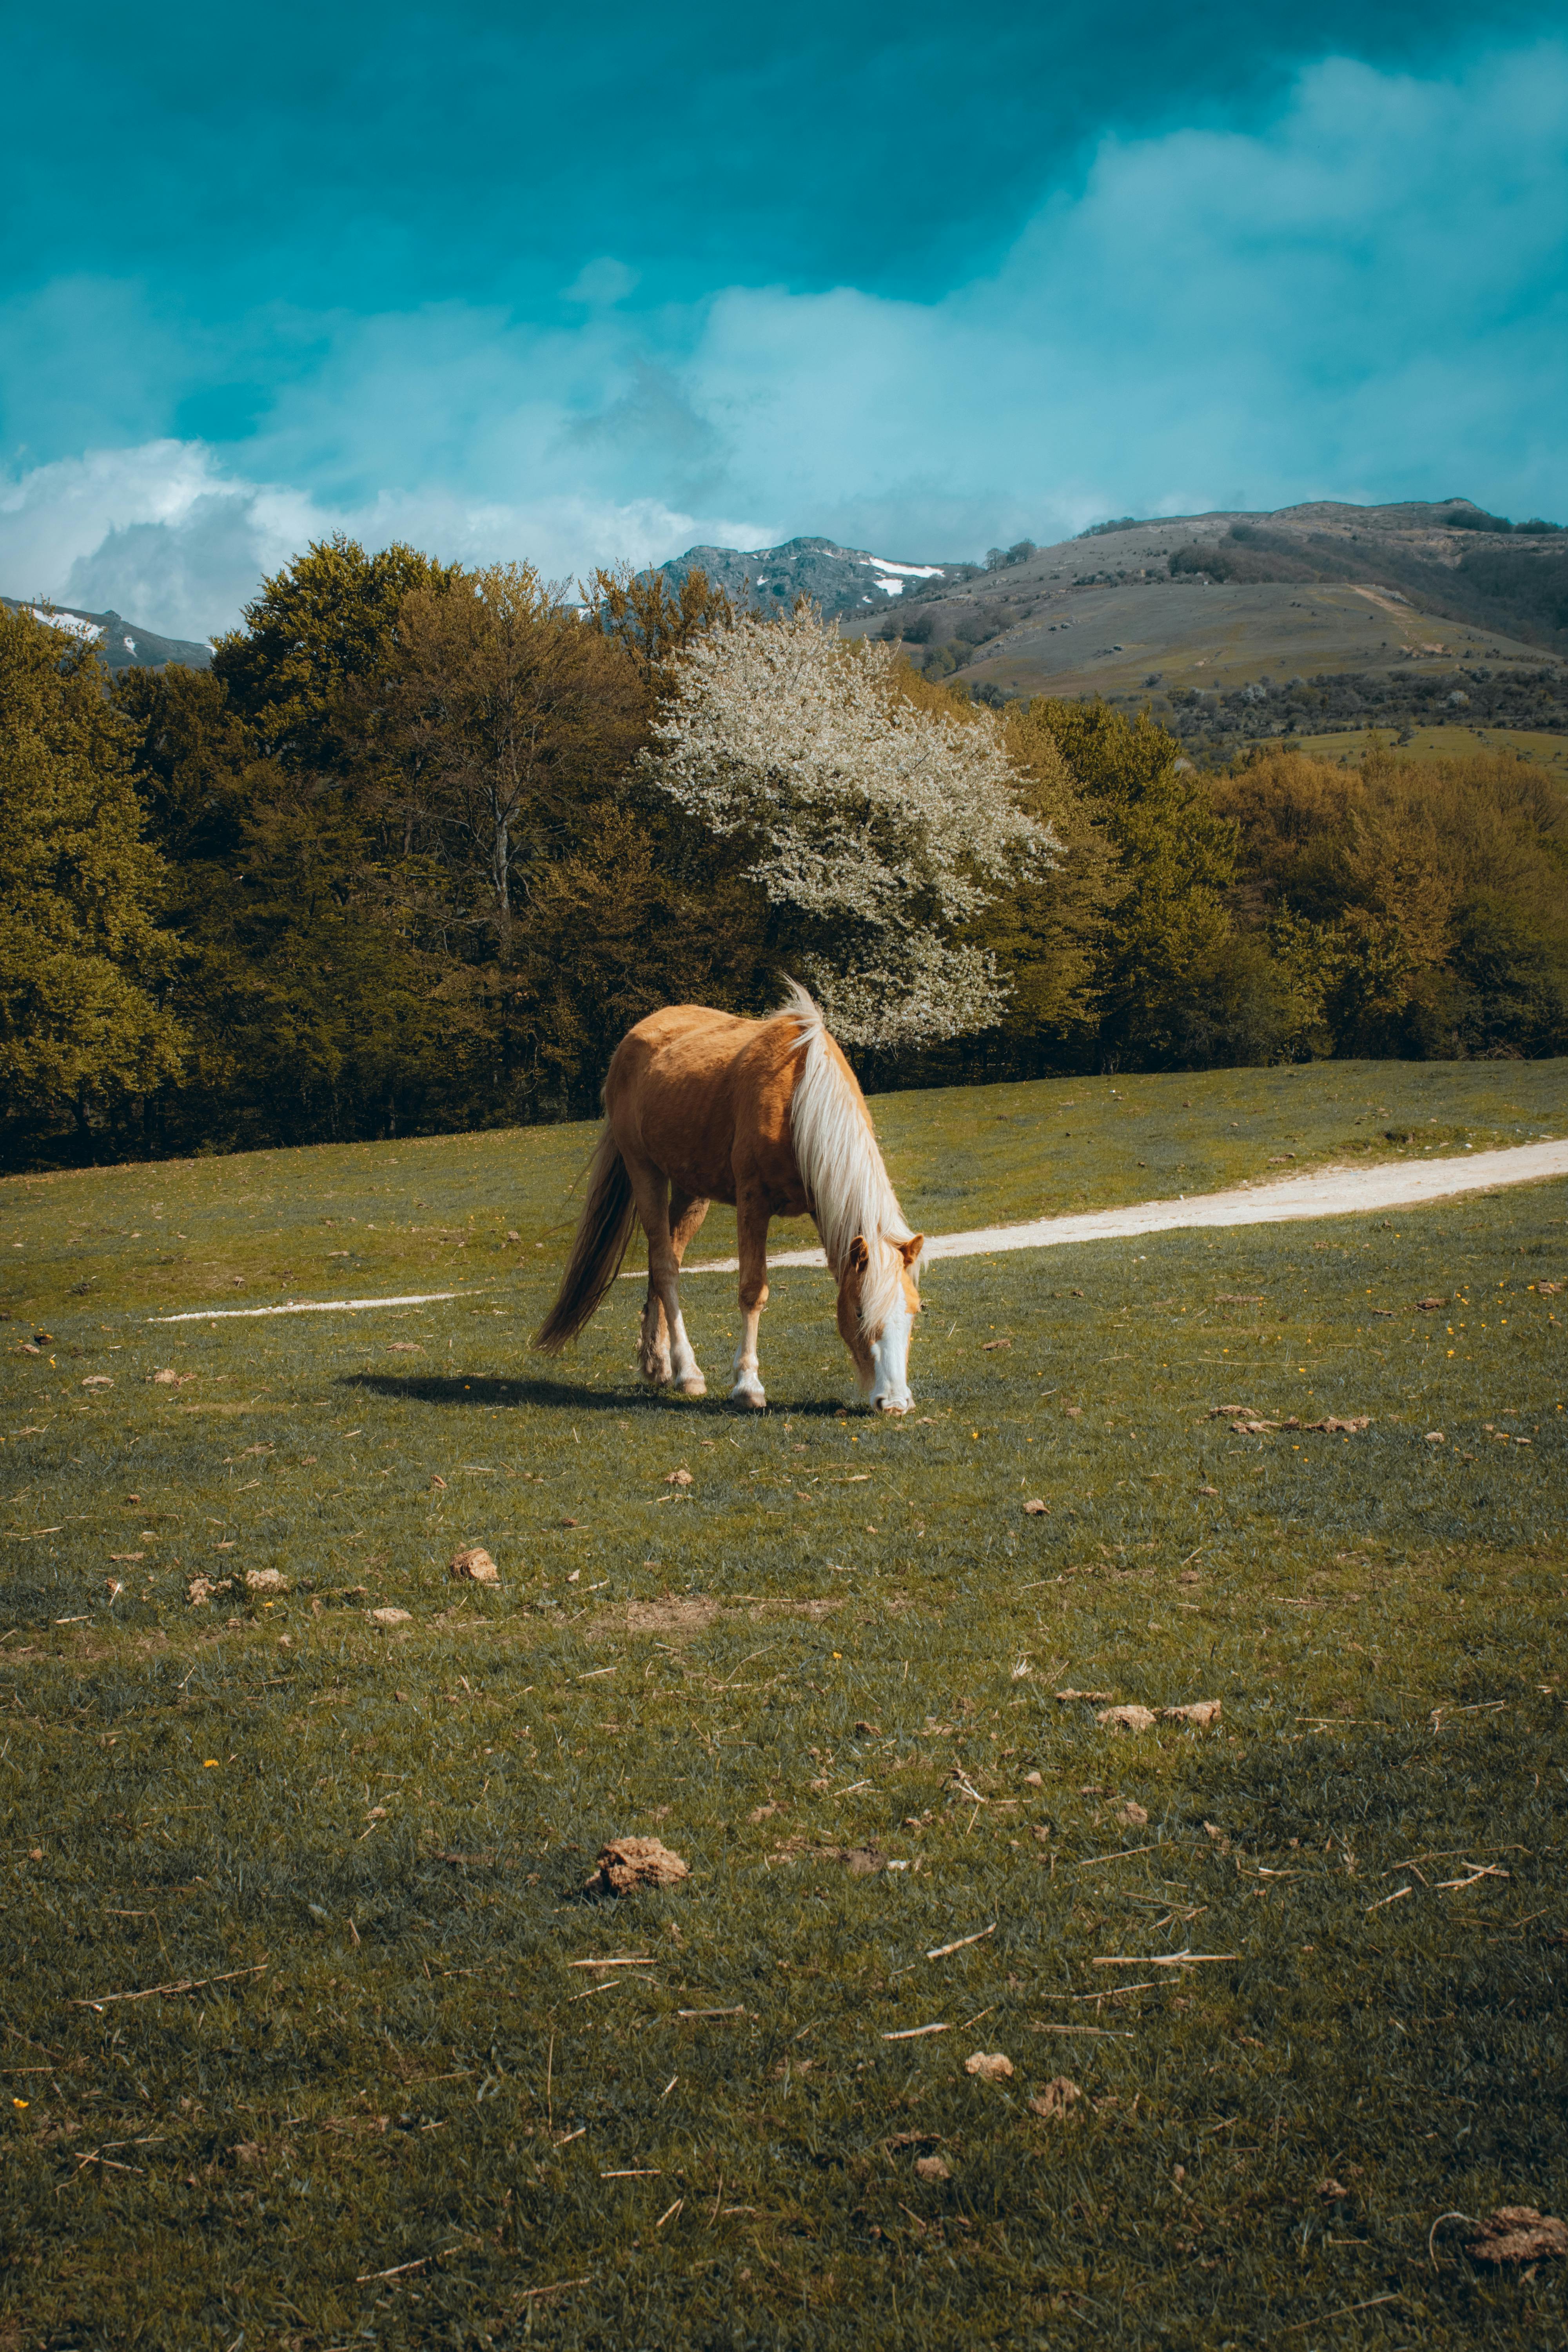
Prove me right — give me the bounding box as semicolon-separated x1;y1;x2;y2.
899;1234;925;1269
848;1235;870;1272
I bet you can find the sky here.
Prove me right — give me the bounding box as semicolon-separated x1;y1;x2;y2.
3;2;1566;637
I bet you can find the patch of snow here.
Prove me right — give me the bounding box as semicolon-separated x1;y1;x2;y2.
873;577;905;596
30;607;102;643
862;558;946;578
122;636;136;654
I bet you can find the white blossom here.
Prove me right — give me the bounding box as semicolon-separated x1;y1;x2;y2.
642;606;1058;1045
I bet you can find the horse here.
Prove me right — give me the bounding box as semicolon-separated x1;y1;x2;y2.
534;984;924;1412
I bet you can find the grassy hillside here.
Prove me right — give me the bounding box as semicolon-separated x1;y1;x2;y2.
958;582;1549;707
831;499;1567;763
2;1062;1566;2344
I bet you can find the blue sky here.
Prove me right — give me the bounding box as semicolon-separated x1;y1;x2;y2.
3;2;1565;635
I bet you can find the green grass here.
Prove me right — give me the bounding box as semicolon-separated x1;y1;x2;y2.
2;1061;1567;2348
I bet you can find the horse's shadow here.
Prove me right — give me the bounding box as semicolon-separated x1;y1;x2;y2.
341;1371;850;1418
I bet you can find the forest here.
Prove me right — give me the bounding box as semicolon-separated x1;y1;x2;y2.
3;536;1565;1171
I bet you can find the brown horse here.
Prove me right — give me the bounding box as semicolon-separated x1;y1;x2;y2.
534;985;924;1411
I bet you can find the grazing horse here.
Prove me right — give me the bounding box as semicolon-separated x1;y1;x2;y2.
534;984;924;1412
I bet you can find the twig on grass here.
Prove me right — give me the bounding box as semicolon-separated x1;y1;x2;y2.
1277;2293;1403;2333
677;2006;746;2020
882;2023;949;2040
655;2198;684;2228
1076;1846;1159;1870
565;1955;654;1968
1427;2210;1484;2271
926;1924;995;1960
1035;2024;1135;2037
73;1963;265;2009
1091;1950;1238;1968
1364;1886;1412;1912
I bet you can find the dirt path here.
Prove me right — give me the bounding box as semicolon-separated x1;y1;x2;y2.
153;1141;1566;1322
684;1139;1568;1275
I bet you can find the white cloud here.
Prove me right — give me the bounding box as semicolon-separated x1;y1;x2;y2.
2;42;1563;634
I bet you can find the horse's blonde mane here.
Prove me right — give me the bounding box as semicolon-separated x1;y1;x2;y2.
774;981;916;1332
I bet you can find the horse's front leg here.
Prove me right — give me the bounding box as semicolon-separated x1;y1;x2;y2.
730;1194;770;1409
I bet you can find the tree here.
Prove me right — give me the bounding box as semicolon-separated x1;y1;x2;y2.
212;534;453;768
377;562;650;947
588;562;731;684
641;606;1057;1046
1032;699;1263;1065
0;606;185;1149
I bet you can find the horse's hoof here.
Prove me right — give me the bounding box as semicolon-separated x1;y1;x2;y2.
676;1376;708;1398
730;1383;767;1410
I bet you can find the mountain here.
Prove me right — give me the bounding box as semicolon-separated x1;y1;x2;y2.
2;597;213;673
823;497;1567;755
655;534;977;621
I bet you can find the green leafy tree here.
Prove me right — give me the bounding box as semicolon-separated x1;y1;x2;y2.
0;606;185;1152
212;535;453;768
115;658;479;1150
1033;699;1250;1065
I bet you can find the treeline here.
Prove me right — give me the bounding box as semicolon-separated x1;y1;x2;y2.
2;536;1565;1171
1158;664;1567;758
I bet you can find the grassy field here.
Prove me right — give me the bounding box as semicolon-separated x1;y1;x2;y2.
1281;727;1568;773
3;1059;1566;2349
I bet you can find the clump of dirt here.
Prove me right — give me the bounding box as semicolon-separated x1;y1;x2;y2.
586;1837;691;1896
1029;2077;1082;2120
450;1545;499;1584
1466;2208;1568;2263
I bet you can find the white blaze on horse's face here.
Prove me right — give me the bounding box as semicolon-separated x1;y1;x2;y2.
837;1232;924;1413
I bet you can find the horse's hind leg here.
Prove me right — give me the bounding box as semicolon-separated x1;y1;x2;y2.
630;1166;707;1397
730;1191;769;1409
638;1287;672;1387
637;1190;710;1386
662;1188;710;1396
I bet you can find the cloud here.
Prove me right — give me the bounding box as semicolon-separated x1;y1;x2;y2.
2;439;773;639
2;41;1563;634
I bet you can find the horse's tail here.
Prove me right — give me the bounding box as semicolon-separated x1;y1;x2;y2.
533;1126;636;1354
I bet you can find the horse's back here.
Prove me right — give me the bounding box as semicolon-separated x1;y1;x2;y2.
605;1002;805;1207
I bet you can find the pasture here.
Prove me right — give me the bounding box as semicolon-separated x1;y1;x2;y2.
1282;727;1568;775
2;1056;1566;2349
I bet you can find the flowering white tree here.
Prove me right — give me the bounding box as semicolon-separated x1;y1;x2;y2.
642;606;1058;1045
